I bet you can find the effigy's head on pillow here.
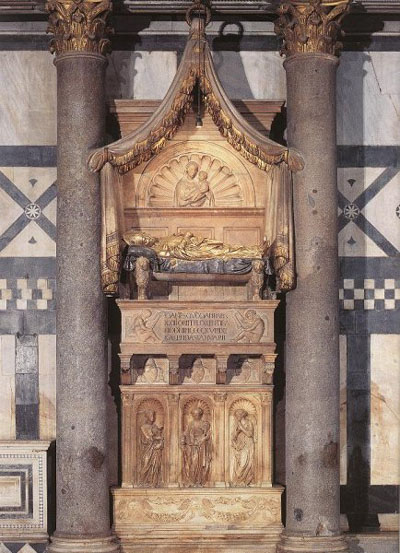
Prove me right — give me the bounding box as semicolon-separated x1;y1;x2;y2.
123;231;157;248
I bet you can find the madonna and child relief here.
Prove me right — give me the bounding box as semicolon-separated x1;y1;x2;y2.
174;161;215;208
147;152;247;208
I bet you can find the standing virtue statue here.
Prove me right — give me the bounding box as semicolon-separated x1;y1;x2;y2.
231;409;255;486
181;407;212;486
139;409;164;487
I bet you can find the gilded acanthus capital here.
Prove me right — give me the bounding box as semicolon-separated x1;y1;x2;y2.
275;0;351;57
46;0;113;56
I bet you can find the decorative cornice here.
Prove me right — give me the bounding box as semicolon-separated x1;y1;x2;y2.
275;0;351;57
46;0;112;56
1;0;399;15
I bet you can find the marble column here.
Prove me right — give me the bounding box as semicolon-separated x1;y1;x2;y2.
275;2;350;552
46;2;118;552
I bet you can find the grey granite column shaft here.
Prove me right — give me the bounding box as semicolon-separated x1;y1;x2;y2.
280;53;346;549
47;48;118;553
275;3;350;549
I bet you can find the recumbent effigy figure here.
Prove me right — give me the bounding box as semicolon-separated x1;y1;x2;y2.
123;230;267;262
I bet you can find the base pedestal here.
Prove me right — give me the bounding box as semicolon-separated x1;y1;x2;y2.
47;534;119;553
278;533;349;553
113;486;283;552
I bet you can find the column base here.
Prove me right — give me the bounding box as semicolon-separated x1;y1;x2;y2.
278;532;349;553
47;534;120;553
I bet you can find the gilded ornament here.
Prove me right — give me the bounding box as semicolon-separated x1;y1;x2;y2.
123;231;267;262
46;0;112;56
275;0;351;57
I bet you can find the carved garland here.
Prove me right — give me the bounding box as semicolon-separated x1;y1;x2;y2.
91;69;198;174
46;0;112;56
90;67;293;175
275;0;351;57
200;76;288;171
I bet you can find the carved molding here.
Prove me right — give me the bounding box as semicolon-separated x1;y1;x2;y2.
46;0;112;56
114;490;281;526
275;0;351;57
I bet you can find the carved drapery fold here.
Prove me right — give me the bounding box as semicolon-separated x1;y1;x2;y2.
264;164;295;292
46;0;112;56
91;14;302;294
275;0;351;57
101;163;125;295
88;18;304;175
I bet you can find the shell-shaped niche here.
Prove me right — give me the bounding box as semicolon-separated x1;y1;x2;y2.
148;153;245;208
136;398;165;487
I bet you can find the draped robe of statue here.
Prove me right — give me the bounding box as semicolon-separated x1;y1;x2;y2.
139;411;164;487
231;410;255;486
181;408;212;487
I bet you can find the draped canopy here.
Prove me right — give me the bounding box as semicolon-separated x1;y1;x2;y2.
88;9;304;296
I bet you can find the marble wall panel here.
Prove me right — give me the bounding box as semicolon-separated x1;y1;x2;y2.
106;51;177;100
337;167;400;259
106;50;286;102
0;53;56;146
38;335;56;441
337;52;400;146
212;51;286;100
0;336;15;440
0;441;50;540
370;334;400;485
339;334;347;486
0;167;57;260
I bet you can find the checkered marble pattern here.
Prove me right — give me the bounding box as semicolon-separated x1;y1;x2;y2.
339;278;400;310
0;279;55;311
0;542;46;553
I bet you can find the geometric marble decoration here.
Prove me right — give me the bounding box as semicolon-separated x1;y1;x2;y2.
0;441;50;540
370;334;400;485
0;543;46;553
0;279;55;311
0;223;56;258
338;221;386;257
339;278;400;311
337;167;400;258
363;170;400;253
0;169;56;259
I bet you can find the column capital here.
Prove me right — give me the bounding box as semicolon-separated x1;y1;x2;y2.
46;0;113;57
275;0;351;58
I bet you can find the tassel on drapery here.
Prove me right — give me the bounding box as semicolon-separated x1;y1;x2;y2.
100;163;125;296
264;164;295;292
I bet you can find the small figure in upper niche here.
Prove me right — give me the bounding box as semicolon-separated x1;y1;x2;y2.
234;310;265;343
181;407;212;487
139;409;164;487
